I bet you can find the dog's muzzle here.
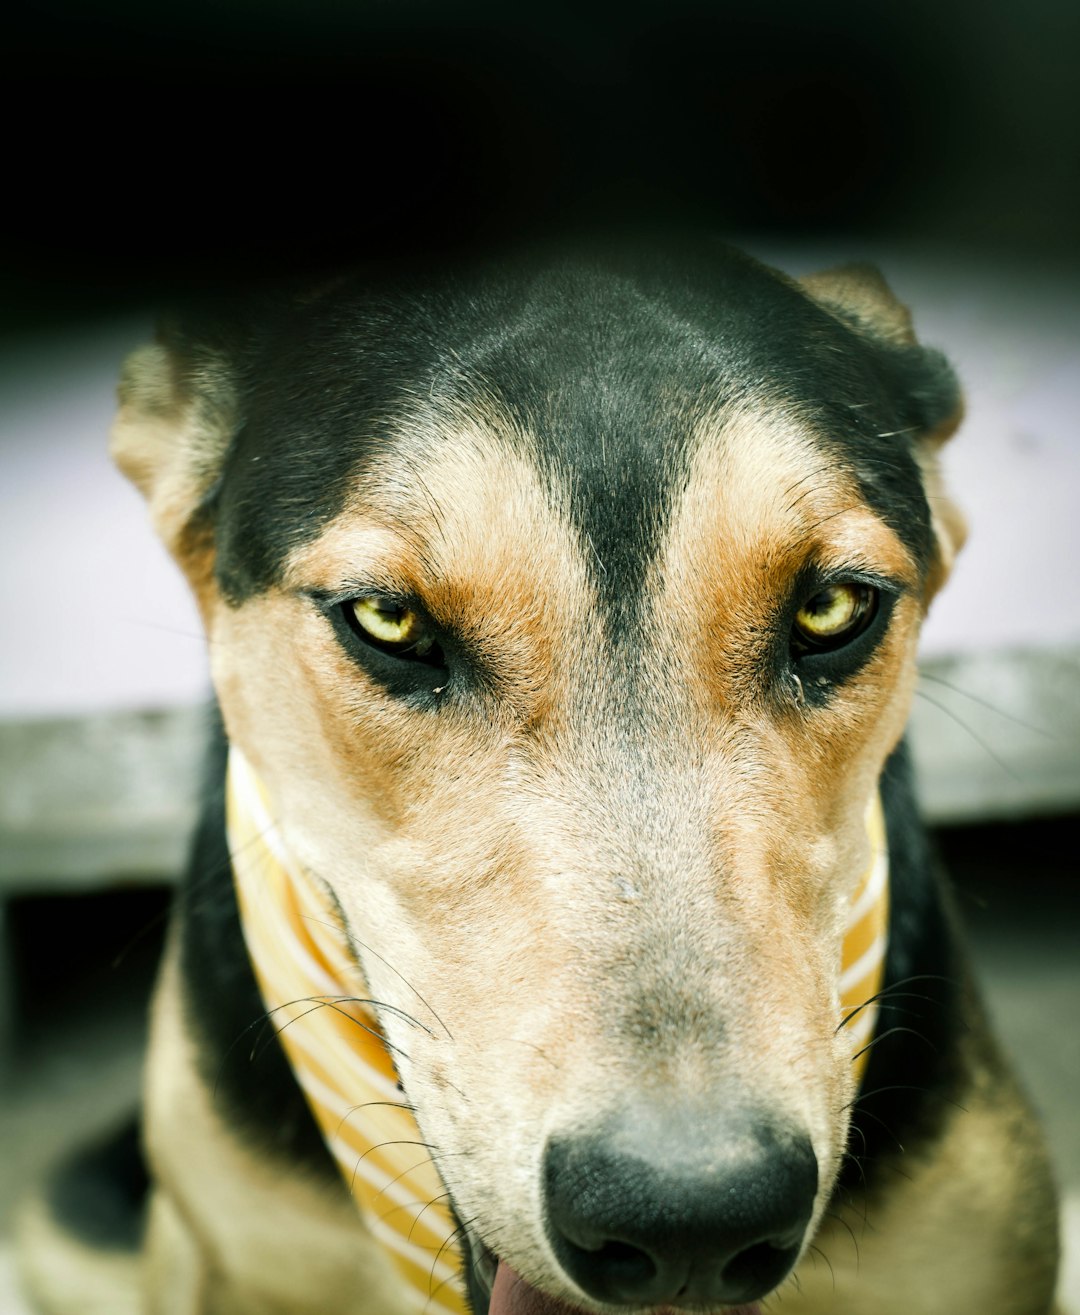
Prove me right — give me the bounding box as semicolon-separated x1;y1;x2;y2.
228;748;887;1315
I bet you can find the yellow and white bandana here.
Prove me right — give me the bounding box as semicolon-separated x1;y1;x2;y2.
225;746;888;1315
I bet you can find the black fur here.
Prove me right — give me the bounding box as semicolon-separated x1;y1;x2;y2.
177;711;341;1181
44;1117;148;1252
840;740;965;1189
165;243;956;623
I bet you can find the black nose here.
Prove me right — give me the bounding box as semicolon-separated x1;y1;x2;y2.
543;1107;817;1307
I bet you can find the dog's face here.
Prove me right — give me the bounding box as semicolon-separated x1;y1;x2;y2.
114;245;963;1313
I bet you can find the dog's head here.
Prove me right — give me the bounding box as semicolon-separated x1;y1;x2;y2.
114;243;963;1313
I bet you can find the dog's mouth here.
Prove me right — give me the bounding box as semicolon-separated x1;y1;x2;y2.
472;1243;762;1315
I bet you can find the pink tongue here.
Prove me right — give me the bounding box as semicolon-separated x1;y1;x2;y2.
489;1263;580;1315
488;1261;761;1315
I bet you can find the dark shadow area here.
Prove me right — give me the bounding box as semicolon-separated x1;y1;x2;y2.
0;887;169;1224
6;886;170;1055
938;813;1080;1184
4;0;1079;329
941;813;1079;947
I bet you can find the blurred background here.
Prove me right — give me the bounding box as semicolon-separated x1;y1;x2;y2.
1;1;1078;1309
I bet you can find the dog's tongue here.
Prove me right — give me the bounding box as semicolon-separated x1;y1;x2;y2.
488;1261;760;1315
489;1262;577;1315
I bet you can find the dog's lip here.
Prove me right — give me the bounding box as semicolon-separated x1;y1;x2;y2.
480;1253;762;1315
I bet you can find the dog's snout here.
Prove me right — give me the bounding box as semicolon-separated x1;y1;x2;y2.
543;1109;817;1307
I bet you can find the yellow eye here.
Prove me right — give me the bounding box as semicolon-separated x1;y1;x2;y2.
793;583;876;647
349;597;435;656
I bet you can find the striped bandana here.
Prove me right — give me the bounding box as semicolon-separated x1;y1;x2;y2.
225;746;889;1315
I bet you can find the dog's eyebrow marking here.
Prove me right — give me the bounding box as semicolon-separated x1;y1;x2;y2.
661;408;919;594
282;524;420;594
629;406;920;716
281;413;598;715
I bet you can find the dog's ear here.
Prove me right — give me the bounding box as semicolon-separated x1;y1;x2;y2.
110;324;243;596
799;263;918;347
799;263;966;601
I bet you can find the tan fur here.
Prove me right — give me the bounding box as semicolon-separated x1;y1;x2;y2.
37;264;1059;1314
916;437;969;605
16;1197;142;1315
109;342;236;605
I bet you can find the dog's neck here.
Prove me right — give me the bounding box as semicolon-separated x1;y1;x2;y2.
225;745;888;1314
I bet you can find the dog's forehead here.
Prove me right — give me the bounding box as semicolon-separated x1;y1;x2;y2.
215;248;932;604
283;400;917;656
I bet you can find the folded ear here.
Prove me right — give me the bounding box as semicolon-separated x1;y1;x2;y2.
799;262;918;347
110;329;240;595
798;263;966;602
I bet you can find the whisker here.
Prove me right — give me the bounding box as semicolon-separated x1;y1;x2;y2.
913;689;1021;780
918;670;1054;739
326;993;437;1037
807;1243;836;1292
782;454;918;514
344;934;456;1041
585;529;608;576
240;996;415;1068
299;997;415;1059
348;1140;440;1198
849;1025;937;1068
846;1120;868;1161
226;799;455;1046
116;617;208;642
408;1190;455;1241
782;462;843;508
824;1210;862;1265
109;902;173;969
837;973;955;1032
846;1081;928;1111
839;996;936;1031
426;1216;474;1305
333;1098;418;1141
842;1102;906;1155
802;503;866;535
839;1146;869;1191
374;1151;469;1211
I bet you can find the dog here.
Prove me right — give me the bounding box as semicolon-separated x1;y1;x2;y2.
20;239;1062;1314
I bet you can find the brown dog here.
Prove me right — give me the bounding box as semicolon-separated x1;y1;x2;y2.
20;241;1061;1314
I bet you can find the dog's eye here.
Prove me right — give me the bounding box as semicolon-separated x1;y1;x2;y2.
346;596;441;663
792;583;877;653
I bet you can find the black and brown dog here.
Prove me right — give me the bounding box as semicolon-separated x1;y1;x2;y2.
21;241;1061;1314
